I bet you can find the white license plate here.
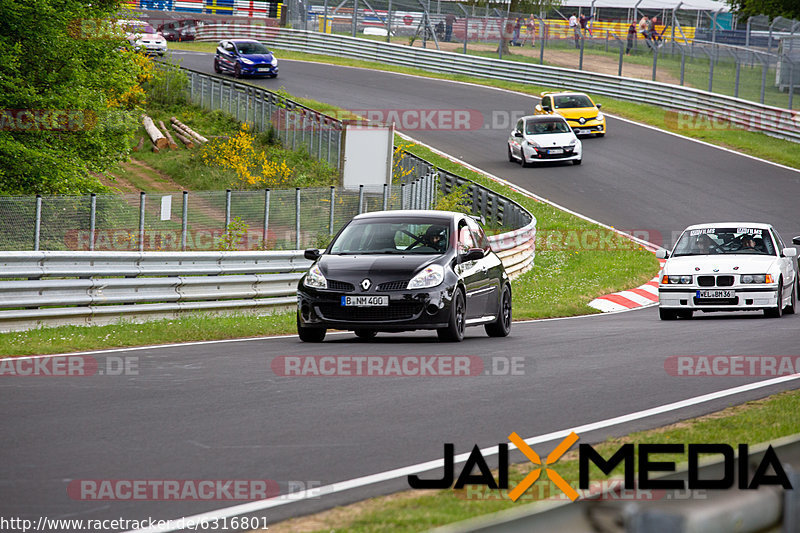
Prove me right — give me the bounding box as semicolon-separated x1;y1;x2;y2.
547;148;563;154
341;295;388;307
697;290;735;298
258;67;270;71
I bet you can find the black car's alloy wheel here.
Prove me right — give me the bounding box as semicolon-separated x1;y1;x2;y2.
438;290;465;342
297;313;326;342
485;285;511;337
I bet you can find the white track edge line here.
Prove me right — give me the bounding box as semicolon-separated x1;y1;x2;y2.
126;373;800;533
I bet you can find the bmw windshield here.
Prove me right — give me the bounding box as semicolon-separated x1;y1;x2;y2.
329;220;450;255
672;227;776;257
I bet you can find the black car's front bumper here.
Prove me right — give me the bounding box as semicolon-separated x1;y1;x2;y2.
297;285;456;331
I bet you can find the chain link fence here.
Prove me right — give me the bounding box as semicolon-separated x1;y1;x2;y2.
284;1;799;110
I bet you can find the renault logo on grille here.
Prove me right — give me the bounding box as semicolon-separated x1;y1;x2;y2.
361;279;371;291
578;117;586;124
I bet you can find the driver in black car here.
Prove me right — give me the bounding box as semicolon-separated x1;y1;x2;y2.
424;225;447;253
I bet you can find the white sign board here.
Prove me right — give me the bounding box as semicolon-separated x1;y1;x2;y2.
160;195;172;221
341;122;394;191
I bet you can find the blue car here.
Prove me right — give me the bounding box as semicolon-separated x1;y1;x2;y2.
214;39;278;78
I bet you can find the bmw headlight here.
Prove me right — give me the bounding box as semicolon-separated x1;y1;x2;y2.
271;57;278;67
240;57;254;65
407;264;444;290
661;275;692;284
303;264;327;289
596;112;604;121
741;274;772;284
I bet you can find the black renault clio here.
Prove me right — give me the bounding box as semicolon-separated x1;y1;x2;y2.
296;210;512;342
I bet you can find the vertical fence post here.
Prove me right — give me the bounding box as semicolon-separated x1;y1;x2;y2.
618;39;624;77
401;183;406;209
329;186;335;235
263;189;271;249
579;35;585;70
358;184;364;214
789;58;795;110
181;191;188;251
200;76;205;108
225;189;231;228
89;193;96;252
410;180;416;209
734;60;741;98
295;187;301;249
387;0;392;42
383;183;389;210
680;47;686;85
34;195;42;251
652;45;658;81
138;191;146;252
761;61;768;104
708;52;714;92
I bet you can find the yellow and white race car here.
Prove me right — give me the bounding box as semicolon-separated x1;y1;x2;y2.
534;91;606;137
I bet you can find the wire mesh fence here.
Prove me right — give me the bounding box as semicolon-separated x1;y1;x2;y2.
284;1;799;110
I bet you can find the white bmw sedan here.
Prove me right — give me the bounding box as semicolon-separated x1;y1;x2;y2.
507;115;582;167
656;223;797;320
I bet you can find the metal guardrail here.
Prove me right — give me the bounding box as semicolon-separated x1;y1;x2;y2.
432;433;800;533
195;26;800;142
0;251;310;332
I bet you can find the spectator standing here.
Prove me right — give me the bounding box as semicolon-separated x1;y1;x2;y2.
568;13;580;48
523;14;536;46
579;13;593;38
444;13;455;42
626;20;636;54
512;17;523;46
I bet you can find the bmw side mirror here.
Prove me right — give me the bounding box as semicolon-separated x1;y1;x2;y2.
460;248;485;262
304;249;321;260
782;247;797;257
793;236;800;245
655;249;669;259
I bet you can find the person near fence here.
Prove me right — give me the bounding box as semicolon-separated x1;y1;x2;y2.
445;13;455;42
523;14;536;46
569;13;580;48
579;13;593;38
512;17;523;46
626;20;637;54
649;16;663;47
638;14;649;38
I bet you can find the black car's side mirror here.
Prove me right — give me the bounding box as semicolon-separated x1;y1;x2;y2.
304;249;321;260
460;248;485;262
793;236;800;246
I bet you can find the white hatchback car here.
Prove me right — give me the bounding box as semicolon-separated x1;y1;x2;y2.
507;115;582;167
656;223;798;320
119;20;167;56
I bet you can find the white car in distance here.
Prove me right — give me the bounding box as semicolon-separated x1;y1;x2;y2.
656;223;797;320
507;115;582;167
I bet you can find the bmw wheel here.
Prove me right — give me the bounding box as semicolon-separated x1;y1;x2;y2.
659;307;678;320
785;281;796;315
297;313;326;342
765;280;783;318
438;290;465;342
485;285;511;337
354;329;378;339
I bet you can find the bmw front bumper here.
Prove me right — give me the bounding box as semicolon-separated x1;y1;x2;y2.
658;285;780;311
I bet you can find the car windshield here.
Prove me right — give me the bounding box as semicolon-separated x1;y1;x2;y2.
553;95;594;109
526;120;570;134
236;42;270;54
125;22;156;34
672;227;776;256
329;220;450;255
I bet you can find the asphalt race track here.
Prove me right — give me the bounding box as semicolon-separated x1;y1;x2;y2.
2;53;799;531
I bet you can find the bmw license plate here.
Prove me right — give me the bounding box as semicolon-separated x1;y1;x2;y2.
697;290;734;298
341;295;388;307
547;148;563;154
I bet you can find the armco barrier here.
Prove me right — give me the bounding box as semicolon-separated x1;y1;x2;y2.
195;26;800;142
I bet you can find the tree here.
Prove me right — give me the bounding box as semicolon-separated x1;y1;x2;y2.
727;0;800;20
0;0;147;194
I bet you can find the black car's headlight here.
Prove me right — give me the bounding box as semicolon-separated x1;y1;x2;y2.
662;275;692;284
303;264;327;289
740;274;773;284
408;265;444;290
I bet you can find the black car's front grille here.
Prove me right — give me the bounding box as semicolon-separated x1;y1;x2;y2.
317;302;422;322
327;279;355;291
377;280;409;291
697;275;734;287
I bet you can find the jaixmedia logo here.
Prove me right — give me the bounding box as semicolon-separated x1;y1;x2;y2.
408;433;793;501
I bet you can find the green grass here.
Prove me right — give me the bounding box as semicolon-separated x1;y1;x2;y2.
268;389;800;532
169;41;800;171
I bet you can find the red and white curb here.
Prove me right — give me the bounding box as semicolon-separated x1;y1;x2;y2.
589;258;666;312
